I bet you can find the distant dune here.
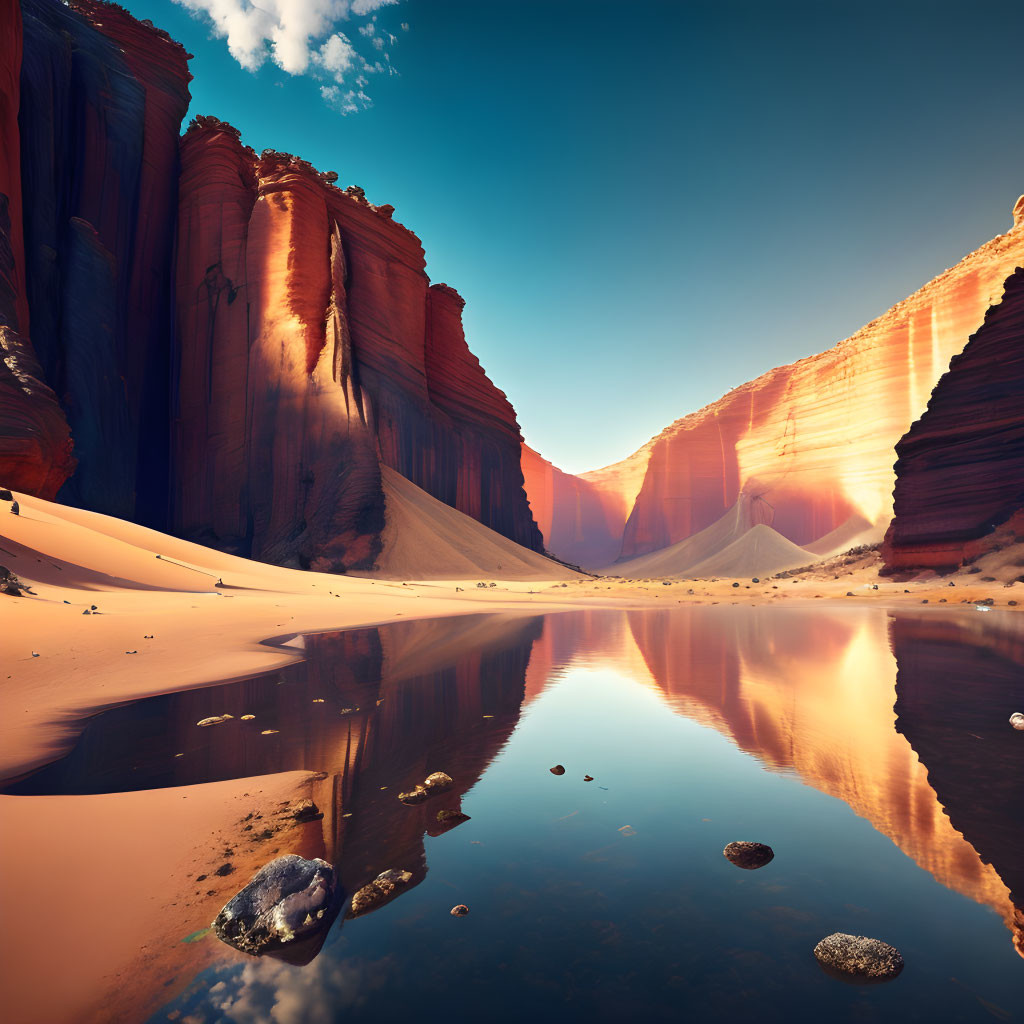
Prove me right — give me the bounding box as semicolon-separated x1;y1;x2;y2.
685;524;816;578
355;467;580;581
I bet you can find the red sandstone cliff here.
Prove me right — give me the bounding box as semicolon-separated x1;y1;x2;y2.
175;116;542;567
1;0;543;570
0;0;73;496
527;203;1024;567
882;262;1024;570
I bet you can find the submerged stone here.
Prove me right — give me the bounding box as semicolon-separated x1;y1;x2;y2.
349;869;413;918
813;932;904;981
723;841;774;869
437;809;471;825
213;855;337;959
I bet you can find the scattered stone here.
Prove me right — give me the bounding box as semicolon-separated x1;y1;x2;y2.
195;874;207;882
1010;712;1024;731
723;841;775;870
241;714;255;721
213;854;337;957
584;775;594;782
813;932;904;981
0;566;29;597
10;500;19;515
549;765;566;775
289;799;323;823
261;729;279;735
732;582;740;588
399;771;453;804
349;869;413;918
214;862;235;876
197;715;234;728
978;597;995;606
423;772;453;793
751;577;760;584
437;809;470;825
0;488;12;500
450;904;469;917
398;785;428;805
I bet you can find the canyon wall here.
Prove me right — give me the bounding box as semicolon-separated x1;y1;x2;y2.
1;0;542;569
528;205;1024;567
883;265;1024;570
175;117;541;567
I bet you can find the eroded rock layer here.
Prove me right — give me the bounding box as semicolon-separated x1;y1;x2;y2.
527;208;1024;567
17;0;191;518
2;0;542;568
175;118;541;566
883;267;1024;570
0;0;72;496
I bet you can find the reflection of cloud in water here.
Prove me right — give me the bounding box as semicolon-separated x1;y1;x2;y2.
204;955;394;1024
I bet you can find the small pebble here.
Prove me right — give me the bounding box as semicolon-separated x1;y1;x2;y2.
549;765;565;775
450;905;469;917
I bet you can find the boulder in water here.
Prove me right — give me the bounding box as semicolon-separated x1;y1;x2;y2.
723;841;774;869
813;932;904;982
349;869;413;918
213;855;337;960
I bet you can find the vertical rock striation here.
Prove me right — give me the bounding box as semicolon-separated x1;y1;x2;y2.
882;263;1024;570
174;118;541;567
0;0;73;495
16;0;191;518
2;0;543;568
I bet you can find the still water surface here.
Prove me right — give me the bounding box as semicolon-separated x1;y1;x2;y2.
5;605;1023;1022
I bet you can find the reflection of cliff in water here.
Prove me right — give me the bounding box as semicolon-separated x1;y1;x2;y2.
892;613;1024;958
524;606;1022;956
2;613;543;955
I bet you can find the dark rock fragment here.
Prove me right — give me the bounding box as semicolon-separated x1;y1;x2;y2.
723;841;774;869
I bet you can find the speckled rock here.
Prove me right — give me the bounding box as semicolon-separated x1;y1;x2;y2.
349;869;413;918
813;932;904;981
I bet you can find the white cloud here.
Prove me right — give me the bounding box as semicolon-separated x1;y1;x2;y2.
172;0;405;113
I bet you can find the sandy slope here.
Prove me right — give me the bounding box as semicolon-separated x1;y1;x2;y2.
803;513;884;557
358;466;579;580
685;523;816;577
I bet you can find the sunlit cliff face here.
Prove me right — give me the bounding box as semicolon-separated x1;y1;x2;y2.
523;607;1023;956
525;206;1024;565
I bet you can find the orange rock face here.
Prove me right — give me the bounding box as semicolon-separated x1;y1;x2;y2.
3;0;542;566
883;266;1024;570
175;118;541;566
520;443;652;567
528;209;1024;566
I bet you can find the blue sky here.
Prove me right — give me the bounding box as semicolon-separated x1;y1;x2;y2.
124;0;1024;473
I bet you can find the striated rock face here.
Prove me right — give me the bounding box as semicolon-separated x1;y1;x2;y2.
16;0;191;519
175;124;385;569
883;266;1024;570
2;0;542;568
520;443;651;567
174;118;540;566
527;208;1024;566
0;0;72;495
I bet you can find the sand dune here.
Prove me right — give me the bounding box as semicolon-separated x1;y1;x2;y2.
805;514;884;558
685;524;816;577
608;492;818;578
357;467;579;581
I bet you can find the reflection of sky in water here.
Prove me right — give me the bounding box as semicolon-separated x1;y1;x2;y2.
152;607;1024;1024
